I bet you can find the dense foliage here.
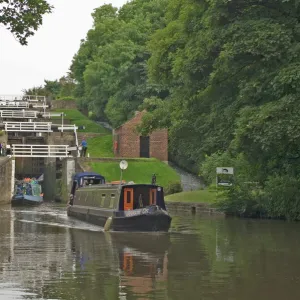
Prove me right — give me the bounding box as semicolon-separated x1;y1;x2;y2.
24;0;300;219
69;2;168;125
23;76;76;100
0;0;52;45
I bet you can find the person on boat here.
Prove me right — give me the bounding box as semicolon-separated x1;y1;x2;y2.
81;138;88;157
16;185;22;195
26;185;32;196
151;174;157;185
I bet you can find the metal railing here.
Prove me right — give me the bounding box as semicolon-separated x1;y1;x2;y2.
42;112;64;118
4;122;53;132
12;144;71;157
57;124;78;131
0;101;29;109
32;104;48;109
0;95;46;102
0;110;39;118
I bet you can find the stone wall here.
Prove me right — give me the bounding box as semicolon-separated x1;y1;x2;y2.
43;157;56;201
166;201;224;216
113;111;168;161
0;157;12;205
61;158;76;202
0;132;8;144
51;100;77;109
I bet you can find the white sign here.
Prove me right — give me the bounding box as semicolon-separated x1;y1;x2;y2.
216;167;234;175
216;167;234;186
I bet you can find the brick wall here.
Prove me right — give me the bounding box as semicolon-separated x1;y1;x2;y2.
114;111;168;161
150;129;168;161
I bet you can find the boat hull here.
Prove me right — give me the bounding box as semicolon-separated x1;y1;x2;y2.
67;205;171;232
12;195;43;206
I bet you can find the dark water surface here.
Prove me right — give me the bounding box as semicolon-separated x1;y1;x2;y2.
0;205;300;300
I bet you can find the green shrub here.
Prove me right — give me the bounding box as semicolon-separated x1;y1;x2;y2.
216;182;266;218
164;181;183;195
263;175;300;221
88;111;97;120
56;96;75;101
200;152;258;185
0;130;4;136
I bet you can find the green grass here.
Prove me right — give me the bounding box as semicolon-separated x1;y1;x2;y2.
86;136;114;157
89;159;180;187
51;109;109;133
165;189;217;203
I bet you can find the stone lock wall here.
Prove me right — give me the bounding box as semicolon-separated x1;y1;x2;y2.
0;157;12;205
61;158;76;202
51;99;77;109
114;111;168;161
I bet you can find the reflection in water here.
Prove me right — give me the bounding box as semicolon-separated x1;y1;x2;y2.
0;206;300;300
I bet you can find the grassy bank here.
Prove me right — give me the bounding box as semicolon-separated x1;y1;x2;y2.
90;159;180;188
51;109;109;134
86;136;114;157
165;189;216;203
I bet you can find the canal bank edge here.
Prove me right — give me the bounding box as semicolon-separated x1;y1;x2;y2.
166;201;224;216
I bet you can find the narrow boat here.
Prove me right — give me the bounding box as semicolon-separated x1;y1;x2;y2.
67;169;172;232
12;180;43;206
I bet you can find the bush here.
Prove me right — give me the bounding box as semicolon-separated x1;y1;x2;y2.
56;96;75;101
88;111;97;120
164;181;183;195
216;182;266;218
263;175;300;221
216;175;300;221
0;130;4;136
199;151;257;185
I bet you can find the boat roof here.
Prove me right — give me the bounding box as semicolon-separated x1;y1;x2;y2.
122;183;163;189
73;172;105;181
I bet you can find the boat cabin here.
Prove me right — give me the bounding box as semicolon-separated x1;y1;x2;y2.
70;172;106;194
70;172;166;211
119;184;166;211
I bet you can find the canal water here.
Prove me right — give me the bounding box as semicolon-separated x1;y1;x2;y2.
0;205;300;300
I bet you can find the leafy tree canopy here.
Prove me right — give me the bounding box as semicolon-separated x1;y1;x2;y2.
0;0;52;45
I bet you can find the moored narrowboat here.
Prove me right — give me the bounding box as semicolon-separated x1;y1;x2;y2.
12;180;43;206
67;171;172;232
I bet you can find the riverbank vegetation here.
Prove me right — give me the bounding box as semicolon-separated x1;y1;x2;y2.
24;0;300;219
51;109;108;134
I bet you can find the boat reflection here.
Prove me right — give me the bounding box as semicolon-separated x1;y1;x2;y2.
70;230;170;299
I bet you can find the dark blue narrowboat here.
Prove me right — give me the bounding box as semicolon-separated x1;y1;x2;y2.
67;172;171;232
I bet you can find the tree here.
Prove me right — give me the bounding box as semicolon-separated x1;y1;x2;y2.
70;0;168;123
0;0;52;45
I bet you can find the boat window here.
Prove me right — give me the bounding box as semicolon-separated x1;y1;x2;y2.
150;188;157;205
111;193;115;198
102;194;106;198
124;188;134;210
126;191;131;203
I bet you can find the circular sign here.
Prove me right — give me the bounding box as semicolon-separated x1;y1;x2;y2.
119;160;128;170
